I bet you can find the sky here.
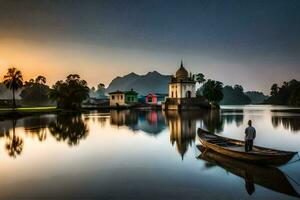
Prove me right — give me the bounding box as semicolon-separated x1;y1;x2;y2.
0;0;299;94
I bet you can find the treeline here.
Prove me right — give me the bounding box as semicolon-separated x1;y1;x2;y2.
1;67;105;109
264;79;300;106
220;85;251;105
217;85;268;105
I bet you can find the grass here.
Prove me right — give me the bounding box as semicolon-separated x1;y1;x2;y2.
0;106;57;112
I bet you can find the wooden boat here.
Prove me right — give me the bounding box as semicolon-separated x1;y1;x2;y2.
198;128;297;166
197;146;300;198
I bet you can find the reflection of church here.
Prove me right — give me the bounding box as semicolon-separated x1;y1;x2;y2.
165;111;196;160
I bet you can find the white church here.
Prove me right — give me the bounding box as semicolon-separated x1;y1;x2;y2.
168;61;196;99
162;61;210;110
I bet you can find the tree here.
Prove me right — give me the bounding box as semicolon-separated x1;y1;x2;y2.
202;79;224;104
3;67;23;109
270;84;279;96
97;83;105;90
49;74;89;109
35;75;46;85
265;80;300;106
220;85;251;105
234;85;244;93
195;73;205;84
20;75;50;106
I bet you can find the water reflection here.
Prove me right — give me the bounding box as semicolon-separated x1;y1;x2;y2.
110;110;166;135
23;115;53;141
198;146;300;198
221;110;244;127
49;114;89;146
5;120;24;158
201;110;223;133
0;106;299;199
272;116;300;132
164;111;197;159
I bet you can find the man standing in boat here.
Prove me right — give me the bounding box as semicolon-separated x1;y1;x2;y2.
245;120;256;152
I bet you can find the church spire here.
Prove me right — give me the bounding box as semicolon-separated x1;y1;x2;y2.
180;60;184;68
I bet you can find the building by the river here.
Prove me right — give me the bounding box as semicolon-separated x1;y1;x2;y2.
109;89;138;107
162;61;210;110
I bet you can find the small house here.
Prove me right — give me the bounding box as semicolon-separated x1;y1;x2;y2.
146;93;167;105
109;91;125;106
109;89;138;107
124;89;138;104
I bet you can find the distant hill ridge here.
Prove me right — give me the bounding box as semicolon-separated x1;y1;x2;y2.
106;71;171;95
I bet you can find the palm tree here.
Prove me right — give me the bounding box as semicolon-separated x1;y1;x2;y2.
35;75;46;85
195;73;205;85
3;67;23;109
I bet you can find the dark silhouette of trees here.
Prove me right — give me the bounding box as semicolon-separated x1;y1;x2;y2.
245;91;268;104
35;75;46;85
270;84;279;96
220;85;251;105
49;74;89;109
20;75;51;106
202;79;224;104
195;73;205;84
265;79;300;106
3;67;23;109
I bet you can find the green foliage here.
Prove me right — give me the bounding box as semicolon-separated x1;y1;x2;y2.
245;91;268;104
20;75;51;106
3;67;23;109
270;83;279;96
195;73;205;84
220;85;251;105
49;74;89;109
265;79;300;106
202;79;224;104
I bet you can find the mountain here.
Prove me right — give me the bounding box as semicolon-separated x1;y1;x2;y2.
245;91;268;104
106;71;171;95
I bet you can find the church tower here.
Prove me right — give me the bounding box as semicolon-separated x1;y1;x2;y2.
168;61;196;99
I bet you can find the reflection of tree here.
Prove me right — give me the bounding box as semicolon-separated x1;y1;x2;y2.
49;114;89;146
23;116;52;142
164;111;197;160
221;111;244;127
5;120;24;158
271;116;300;132
202;110;224;133
98;117;107;127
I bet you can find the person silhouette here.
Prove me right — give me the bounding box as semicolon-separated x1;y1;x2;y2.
245;120;256;152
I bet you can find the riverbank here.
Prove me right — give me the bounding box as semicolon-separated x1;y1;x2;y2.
0;106;61;120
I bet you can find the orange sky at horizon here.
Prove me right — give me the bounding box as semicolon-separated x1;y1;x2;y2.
0;37;177;88
0;38;126;87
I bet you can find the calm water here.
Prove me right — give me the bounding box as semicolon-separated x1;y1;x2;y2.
0;105;300;199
